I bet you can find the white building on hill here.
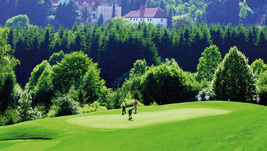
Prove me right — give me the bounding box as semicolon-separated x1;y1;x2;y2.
123;5;167;27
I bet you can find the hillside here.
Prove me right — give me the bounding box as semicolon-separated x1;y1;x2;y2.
0;101;266;151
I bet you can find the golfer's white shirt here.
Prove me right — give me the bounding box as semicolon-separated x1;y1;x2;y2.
122;102;125;107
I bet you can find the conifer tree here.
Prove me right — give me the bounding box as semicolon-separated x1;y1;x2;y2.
98;14;104;25
167;7;173;28
112;0;116;18
196;45;222;81
212;46;257;102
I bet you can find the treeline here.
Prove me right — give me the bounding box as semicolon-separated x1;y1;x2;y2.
1;24;267;126
5;18;267;88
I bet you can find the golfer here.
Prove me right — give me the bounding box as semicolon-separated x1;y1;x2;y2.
198;96;202;102
205;94;210;101
128;107;134;120
122;101;126;115
134;99;138;114
256;96;260;104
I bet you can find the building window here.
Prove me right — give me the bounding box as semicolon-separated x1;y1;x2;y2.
161;19;163;23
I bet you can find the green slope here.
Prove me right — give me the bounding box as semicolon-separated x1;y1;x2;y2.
0;101;267;151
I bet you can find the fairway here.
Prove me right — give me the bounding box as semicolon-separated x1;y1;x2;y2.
68;108;231;129
0;101;267;151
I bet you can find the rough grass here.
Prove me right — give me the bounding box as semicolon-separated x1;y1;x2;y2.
0;101;267;151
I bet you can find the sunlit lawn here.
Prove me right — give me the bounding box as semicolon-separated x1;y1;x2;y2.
0;101;267;151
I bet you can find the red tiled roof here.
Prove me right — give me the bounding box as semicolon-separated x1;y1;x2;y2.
124;8;167;18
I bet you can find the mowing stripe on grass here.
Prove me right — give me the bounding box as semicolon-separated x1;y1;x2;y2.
68;108;231;129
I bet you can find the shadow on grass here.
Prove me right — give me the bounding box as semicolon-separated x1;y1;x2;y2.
0;137;52;141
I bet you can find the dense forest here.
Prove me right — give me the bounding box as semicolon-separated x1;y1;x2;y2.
5;19;267;87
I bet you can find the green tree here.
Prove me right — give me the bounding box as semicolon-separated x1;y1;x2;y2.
49;50;65;65
5;15;30;27
0;28;19;112
25;61;50;90
258;71;267;105
141;64;190;105
33;63;54;107
80;6;91;24
212;46;257;102
129;59;148;78
251;58;267;76
80;66;109;105
52;51;93;93
239;1;253;21
167;7;173;28
55;0;78;28
98;14;104;26
112;0;116;18
16;90;41;122
196;45;222;81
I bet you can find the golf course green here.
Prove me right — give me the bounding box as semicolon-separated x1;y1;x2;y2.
0;101;267;151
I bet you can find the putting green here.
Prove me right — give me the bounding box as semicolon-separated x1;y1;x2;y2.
68;108;231;129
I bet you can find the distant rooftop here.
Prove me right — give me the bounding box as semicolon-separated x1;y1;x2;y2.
124;6;167;18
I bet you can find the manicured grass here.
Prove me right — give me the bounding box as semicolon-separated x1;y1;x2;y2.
0;101;267;151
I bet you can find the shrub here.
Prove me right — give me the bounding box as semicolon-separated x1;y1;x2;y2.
105;89;124;109
79;101;107;113
53;96;80;116
0;109;19;126
124;91;144;107
16;90;42;122
259;86;267;106
197;86;215;101
34;105;48;118
150;101;158;106
141;64;197;105
258;71;267;105
47;104;58;117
